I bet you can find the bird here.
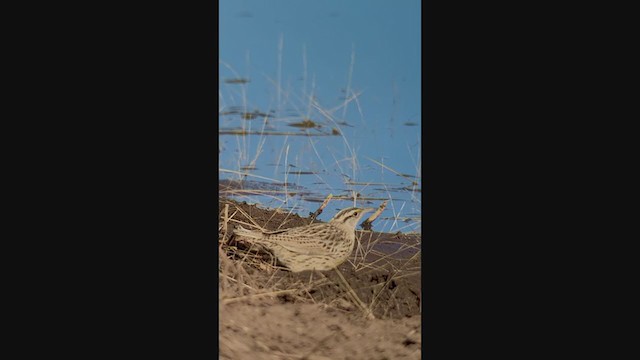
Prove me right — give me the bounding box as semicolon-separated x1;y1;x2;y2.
233;207;375;272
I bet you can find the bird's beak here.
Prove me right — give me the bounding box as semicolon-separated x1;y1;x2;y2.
363;207;376;214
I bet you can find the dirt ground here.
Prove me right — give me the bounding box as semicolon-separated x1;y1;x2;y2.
219;198;422;359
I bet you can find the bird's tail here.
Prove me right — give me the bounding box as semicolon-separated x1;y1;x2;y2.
232;226;272;254
233;225;265;242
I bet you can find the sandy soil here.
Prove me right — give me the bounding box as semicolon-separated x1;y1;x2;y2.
219;198;421;359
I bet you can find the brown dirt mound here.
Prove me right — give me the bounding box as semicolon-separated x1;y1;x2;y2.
220;301;421;360
218;198;422;359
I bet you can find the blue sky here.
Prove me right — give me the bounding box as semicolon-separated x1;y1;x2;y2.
219;0;421;230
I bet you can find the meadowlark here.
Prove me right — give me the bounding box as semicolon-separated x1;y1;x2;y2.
233;207;375;272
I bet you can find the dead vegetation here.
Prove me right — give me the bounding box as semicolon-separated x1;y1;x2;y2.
218;198;421;320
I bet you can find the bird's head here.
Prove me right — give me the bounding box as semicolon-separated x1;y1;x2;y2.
329;207;376;230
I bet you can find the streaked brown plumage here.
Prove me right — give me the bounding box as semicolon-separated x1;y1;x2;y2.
233;207;374;272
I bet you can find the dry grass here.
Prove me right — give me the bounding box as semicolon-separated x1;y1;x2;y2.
218;199;420;320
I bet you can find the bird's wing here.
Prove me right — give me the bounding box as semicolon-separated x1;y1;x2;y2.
268;224;341;256
277;241;332;256
261;228;293;235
